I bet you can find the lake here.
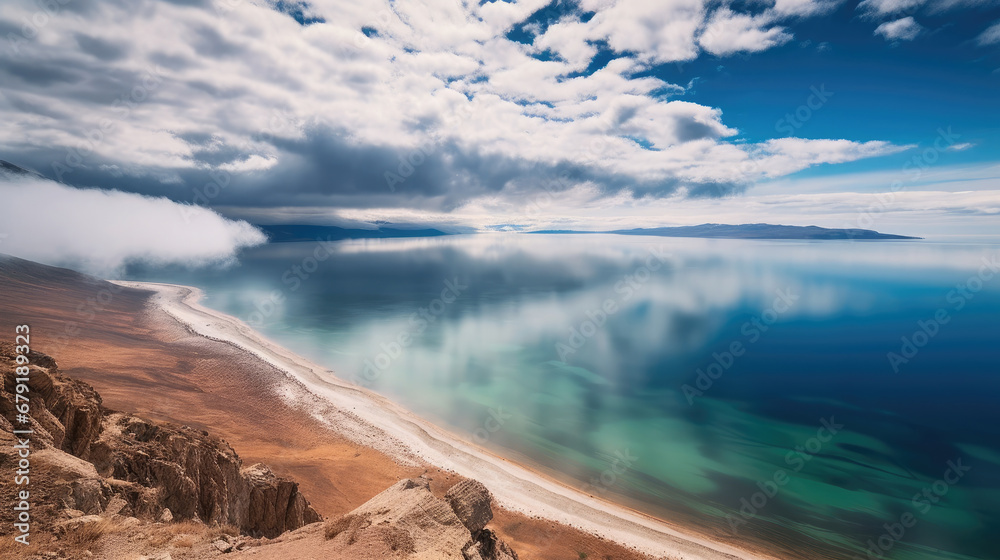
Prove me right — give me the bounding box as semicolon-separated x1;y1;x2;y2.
125;234;1000;560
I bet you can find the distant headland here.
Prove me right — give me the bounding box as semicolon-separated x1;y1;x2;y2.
530;223;921;240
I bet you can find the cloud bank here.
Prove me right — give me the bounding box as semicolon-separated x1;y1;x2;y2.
0;0;909;216
0;174;267;276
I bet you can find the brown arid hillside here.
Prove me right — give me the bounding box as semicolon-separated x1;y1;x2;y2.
0;342;526;559
0;341;321;558
0;254;658;560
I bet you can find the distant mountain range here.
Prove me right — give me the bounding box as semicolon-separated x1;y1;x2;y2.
261;223;919;242
1;162;921;244
0;159;46;180
531;223;920;240
257;224;450;242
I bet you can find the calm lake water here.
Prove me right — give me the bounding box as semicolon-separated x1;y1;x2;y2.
126;234;1000;560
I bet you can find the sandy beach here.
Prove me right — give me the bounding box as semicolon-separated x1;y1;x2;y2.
117;280;776;560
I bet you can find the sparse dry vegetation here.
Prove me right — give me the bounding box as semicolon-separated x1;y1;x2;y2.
166;520;207;535
143;518;227;548
63;517;120;548
146;530;174;548
174;535;197;548
208;523;241;539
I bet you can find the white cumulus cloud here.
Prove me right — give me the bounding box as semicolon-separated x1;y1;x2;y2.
0;0;914;212
698;9;794;55
874;17;924;41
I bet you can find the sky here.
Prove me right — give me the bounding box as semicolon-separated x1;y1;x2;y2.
1;0;999;243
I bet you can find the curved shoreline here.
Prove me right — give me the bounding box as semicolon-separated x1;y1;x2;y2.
116;280;777;560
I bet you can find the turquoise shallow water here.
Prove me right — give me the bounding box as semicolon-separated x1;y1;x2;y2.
126;234;1000;560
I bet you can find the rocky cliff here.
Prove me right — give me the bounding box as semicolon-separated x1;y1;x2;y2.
322;477;518;560
0;342;321;541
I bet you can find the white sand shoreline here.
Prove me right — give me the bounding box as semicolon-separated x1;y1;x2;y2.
116;280;777;560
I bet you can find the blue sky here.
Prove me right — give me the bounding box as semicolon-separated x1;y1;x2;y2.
508;0;1000;161
0;0;998;239
667;0;1000;154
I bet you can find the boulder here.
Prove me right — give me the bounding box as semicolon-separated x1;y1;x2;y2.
55;514;105;533
325;477;518;560
463;529;519;560
64;478;110;514
337;478;470;559
446;479;494;534
213;538;234;553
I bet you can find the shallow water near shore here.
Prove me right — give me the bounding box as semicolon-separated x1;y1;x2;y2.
124;234;1000;560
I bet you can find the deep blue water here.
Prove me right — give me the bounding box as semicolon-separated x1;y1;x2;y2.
125;234;1000;560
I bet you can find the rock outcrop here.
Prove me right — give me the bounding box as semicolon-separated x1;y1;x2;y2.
325;477;518;560
446;479;493;534
463;528;519;560
6;348;104;459
0;343;320;538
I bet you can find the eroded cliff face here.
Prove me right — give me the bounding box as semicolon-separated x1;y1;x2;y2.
321;477;518;560
0;342;321;540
